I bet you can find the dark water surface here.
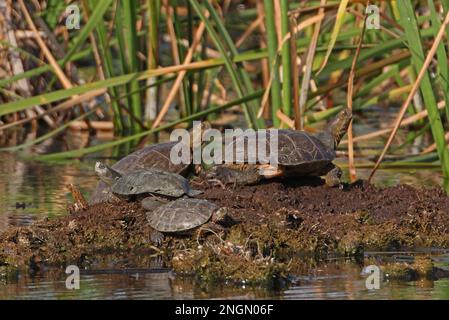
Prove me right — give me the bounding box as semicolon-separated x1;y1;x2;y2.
1;259;449;299
0;137;447;299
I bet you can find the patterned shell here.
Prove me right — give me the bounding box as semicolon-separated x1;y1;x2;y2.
147;198;218;232
111;169;196;198
110;141;190;174
224;129;335;167
90;141;190;204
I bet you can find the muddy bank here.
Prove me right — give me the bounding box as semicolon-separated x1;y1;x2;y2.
1;179;448;285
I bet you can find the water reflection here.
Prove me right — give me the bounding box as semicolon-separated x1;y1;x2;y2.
0;152;99;233
1;253;449;299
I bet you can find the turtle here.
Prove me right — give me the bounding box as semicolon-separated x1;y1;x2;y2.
90;122;210;204
146;198;229;245
206;107;353;187
94;162;202;206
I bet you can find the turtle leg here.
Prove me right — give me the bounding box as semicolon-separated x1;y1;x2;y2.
150;230;165;246
206;165;261;186
196;222;226;242
324;164;343;188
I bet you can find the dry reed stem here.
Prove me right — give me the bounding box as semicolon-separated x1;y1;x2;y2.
422;132;449;154
369;9;449;182
151;12;208;129
341;101;445;145
235;14;264;48
18;0;93;130
257;13;325;119
298;0;326;130
276;109;295;129
347;3;368;183
18;0;72;89
0;89;106;131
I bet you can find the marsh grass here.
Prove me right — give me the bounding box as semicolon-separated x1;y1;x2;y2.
0;0;449;192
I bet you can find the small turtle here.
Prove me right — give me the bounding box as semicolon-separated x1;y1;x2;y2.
207;108;352;187
90;122;210;204
146;198;228;245
95;162;202;202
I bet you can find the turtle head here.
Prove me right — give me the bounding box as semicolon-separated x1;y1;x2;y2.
212;207;229;224
94;161;122;186
94;161;109;178
328;108;352;149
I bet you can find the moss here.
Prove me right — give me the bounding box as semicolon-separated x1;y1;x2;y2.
1;180;449;285
383;257;435;281
172;242;290;286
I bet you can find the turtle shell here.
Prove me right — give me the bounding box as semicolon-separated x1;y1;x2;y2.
223;129;335;175
141;197;167;211
111;169;200;198
90;141;191;204
147;198;218;232
110;141;190;174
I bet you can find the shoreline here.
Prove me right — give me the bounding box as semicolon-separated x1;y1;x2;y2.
1;179;449;285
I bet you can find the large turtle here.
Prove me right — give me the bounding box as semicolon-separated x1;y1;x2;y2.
206;108;352;187
146;198;228;245
95;162;202;206
90;122;210;204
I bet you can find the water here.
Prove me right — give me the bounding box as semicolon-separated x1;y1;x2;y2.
0;147;447;299
1;253;449;300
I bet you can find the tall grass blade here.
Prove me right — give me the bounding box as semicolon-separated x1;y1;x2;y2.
369;4;449;194
189;0;258;129
33;90;264;161
89;0;124;133
263;0;282;127
428;0;449;123
203;1;264;129
280;0;292;118
121;0;143;133
317;0;349;73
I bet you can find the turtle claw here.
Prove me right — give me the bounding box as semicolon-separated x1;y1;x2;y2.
150;230;164;246
207;178;226;189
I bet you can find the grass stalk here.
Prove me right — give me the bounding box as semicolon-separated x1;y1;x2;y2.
280;0;292;118
144;0;160;124
89;0;124;133
263;0;282;127
202;0;264;129
121;0;143;134
428;0;449;124
34;90;264;161
369;5;449;194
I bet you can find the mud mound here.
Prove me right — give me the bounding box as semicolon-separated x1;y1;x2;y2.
198;178;449;224
1;179;448;284
0;201;156;269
